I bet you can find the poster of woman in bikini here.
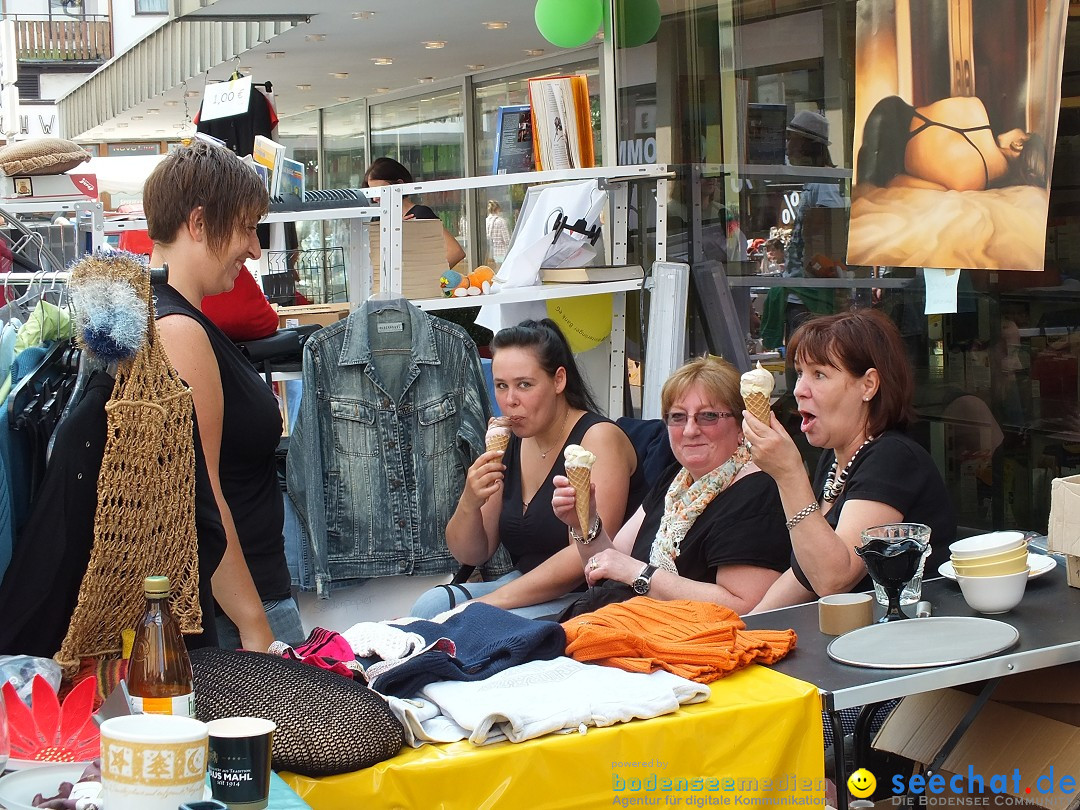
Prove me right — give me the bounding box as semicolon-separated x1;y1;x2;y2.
846;0;1067;271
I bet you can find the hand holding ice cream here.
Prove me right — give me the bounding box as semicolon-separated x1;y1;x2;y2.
740;362;774;423
563;444;596;531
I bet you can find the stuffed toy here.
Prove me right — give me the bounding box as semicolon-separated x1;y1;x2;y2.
440;265;496;297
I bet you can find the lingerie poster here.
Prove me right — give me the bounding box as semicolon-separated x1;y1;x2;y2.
847;0;1067;271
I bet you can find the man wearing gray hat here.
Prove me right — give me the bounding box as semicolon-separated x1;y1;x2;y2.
761;110;847;359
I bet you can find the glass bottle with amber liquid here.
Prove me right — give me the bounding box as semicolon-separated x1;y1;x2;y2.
126;575;196;717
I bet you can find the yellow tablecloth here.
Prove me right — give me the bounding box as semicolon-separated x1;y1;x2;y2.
282;665;825;810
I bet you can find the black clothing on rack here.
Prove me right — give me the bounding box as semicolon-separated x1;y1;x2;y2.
195;84;278;156
0;371;226;656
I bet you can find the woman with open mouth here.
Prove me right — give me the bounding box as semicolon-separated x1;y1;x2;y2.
741;309;956;611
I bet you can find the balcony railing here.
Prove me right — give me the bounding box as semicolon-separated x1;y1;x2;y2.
14;15;112;62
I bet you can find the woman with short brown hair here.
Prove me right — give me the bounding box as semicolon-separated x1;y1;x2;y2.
148;139;304;651
744;309;956;611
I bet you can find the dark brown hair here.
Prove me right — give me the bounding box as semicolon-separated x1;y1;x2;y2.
143;139;268;254
788;309;913;436
491;318;600;414
364;156;413;186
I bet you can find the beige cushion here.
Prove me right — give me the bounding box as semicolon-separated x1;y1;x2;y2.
0;137;92;177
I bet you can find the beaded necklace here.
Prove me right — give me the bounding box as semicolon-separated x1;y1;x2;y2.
822;436;875;502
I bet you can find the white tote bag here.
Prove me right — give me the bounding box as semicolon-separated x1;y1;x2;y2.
477;179;607;334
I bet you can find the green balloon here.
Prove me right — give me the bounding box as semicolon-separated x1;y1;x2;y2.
615;0;661;48
535;0;603;49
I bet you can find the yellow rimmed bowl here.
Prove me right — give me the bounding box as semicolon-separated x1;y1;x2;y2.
951;547;1030;578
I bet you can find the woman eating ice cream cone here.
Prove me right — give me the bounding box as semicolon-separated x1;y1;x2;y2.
551;356;792;618
408;319;644;619
742;310;956;611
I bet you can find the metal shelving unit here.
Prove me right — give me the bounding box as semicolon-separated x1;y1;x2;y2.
375;165;682;417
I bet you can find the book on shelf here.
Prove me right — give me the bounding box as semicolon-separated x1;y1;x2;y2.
492;104;535;175
252;134;287;196
540;265;643;284
527;75;595;171
278;157;305;199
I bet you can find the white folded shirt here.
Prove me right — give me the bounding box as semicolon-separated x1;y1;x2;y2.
421;656;710;745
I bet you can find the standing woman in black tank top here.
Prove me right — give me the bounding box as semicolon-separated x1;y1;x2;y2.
409;319;644;619
143;139;291;653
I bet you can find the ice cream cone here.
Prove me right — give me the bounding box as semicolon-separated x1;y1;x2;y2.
566;464;592;532
486;432;510;453
744;391;772;423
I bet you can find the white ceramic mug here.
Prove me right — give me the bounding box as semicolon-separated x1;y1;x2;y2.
100;714;208;810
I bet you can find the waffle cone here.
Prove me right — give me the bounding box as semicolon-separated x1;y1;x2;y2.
566;464;592;531
486;433;510;453
744;391;772;423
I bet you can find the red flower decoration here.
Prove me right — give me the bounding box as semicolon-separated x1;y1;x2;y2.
2;675;100;762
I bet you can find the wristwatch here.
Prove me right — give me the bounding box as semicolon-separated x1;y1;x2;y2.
569;514;602;545
631;564;658;595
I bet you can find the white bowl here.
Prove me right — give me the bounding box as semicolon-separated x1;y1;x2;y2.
0;763;91;810
955;568;1029;614
948;531;1027;560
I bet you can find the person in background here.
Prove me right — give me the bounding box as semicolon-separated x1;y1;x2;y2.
743;309;956;612
552;356;791;617
486;199;512;266
363;157;466;268
145;139;305;651
409;319;645;619
760;237;786;276
781;110;844;327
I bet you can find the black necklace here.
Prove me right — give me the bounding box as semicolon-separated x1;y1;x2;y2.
822;436;874;502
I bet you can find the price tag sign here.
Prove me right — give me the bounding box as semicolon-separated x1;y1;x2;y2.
200;75;252;122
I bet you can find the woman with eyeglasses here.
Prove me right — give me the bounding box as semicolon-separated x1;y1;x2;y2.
408;318;645;619
742;309;956;612
551;356;791;618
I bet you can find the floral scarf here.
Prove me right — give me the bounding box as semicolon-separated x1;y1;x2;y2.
649;442;753;573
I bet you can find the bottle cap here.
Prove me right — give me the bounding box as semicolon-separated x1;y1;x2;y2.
143;575;171;597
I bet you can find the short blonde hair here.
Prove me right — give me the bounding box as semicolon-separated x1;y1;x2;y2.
660;355;743;417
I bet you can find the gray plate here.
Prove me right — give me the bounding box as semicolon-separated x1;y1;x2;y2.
827;616;1020;669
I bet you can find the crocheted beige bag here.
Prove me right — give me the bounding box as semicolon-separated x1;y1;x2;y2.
56;253;201;669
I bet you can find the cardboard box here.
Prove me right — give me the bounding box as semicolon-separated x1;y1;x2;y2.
1048;476;1080;587
0;172;98;200
276;303;350;329
368;219;447;300
873;668;1080;809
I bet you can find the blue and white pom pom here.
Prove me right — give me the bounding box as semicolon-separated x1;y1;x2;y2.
70;276;148;363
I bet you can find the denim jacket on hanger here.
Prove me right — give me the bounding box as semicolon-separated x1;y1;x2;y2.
287;301;489;597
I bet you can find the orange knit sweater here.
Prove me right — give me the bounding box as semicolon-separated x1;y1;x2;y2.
561;597;797;683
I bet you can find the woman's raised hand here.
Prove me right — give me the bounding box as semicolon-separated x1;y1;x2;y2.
741;410;804;483
551;474;594;534
461;450;506;510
